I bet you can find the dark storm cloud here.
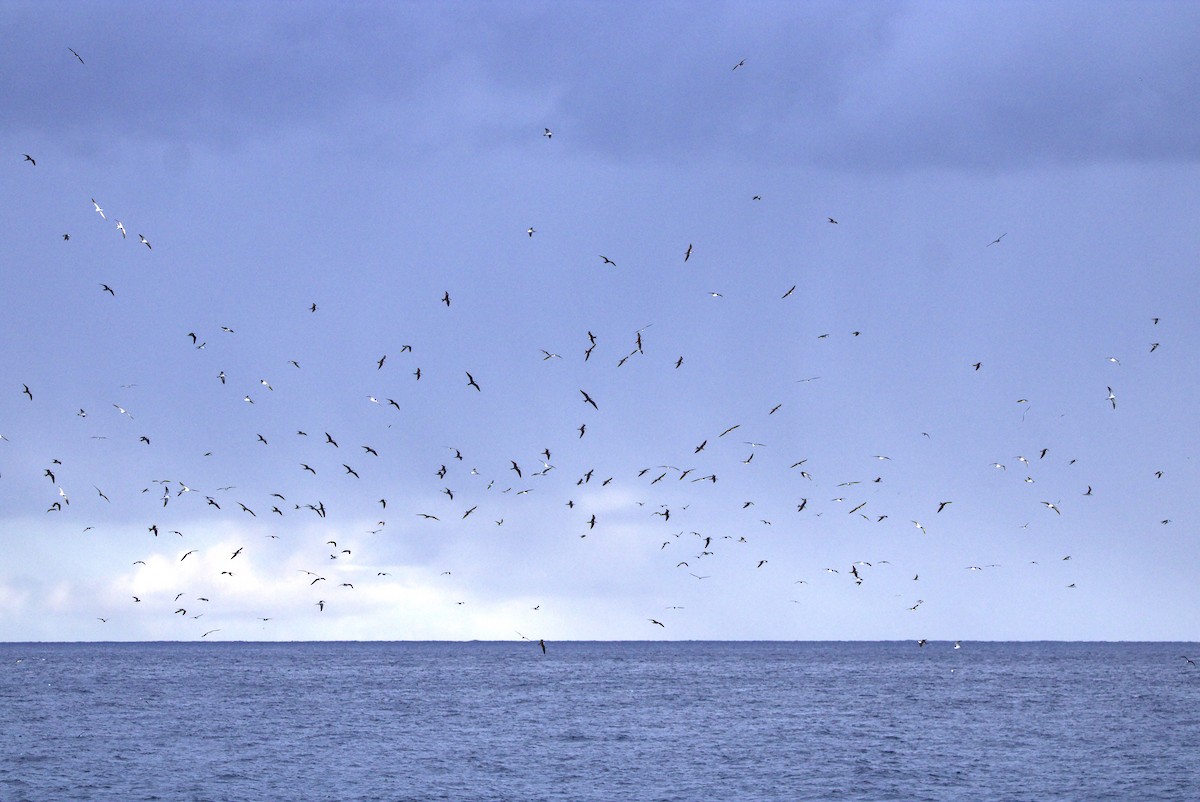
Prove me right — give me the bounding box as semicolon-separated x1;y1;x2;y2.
4;1;1198;169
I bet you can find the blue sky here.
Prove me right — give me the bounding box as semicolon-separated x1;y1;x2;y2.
2;1;1198;641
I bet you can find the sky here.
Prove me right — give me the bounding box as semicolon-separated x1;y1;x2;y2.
1;1;1198;642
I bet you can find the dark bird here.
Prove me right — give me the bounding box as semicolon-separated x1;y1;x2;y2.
510;461;522;478
936;501;952;513
987;233;1007;246
539;639;546;654
732;58;746;70
442;291;451;306
68;48;84;63
343;464;360;478
22;384;32;401
466;372;481;391
301;463;316;474
781;285;796;299
827;217;838;224
325;433;338;447
22;154;35;166
600;255;616;266
377;355;386;369
650;619;666;627
581;389;598;409
684;243;693;262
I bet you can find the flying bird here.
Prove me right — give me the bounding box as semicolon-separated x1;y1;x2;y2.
988;233;1006;246
68;48;84;63
22;154;35;166
684;244;693;261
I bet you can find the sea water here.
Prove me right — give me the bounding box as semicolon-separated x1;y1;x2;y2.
1;641;1197;801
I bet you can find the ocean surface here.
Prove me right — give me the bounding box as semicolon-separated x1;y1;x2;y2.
1;641;1197;801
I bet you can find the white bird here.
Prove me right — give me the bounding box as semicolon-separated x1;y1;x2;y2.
527;227;536;237
543;128;552;139
115;221;126;239
1106;387;1117;409
91;199;105;219
139;234;152;249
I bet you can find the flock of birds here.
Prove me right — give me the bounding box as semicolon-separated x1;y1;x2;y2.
4;49;1186;649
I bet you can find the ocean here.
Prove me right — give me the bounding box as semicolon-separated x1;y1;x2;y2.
1;641;1196;801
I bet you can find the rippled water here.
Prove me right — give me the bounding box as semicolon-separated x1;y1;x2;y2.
2;642;1197;801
